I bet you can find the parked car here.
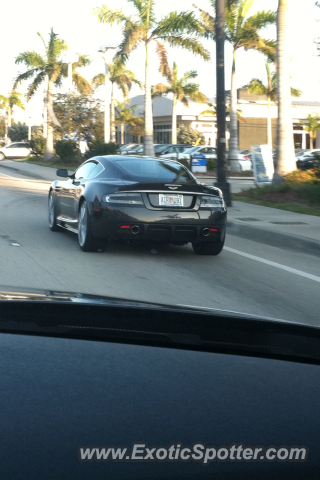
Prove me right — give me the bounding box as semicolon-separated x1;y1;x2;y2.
159;145;193;160
178;146;217;162
119;144;142;154
296;155;319;170
0;142;31;160
154;144;190;157
48;155;227;255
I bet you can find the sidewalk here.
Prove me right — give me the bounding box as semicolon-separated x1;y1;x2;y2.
1;159;320;256
228;201;320;257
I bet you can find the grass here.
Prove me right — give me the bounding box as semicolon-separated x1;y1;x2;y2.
233;195;320;216
233;182;320;216
19;156;79;171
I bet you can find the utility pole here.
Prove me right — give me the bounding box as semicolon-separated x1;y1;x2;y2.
214;0;232;206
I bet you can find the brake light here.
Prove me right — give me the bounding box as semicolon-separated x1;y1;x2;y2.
120;225;131;229
200;196;226;210
210;228;219;232
102;193;144;204
244;155;249;160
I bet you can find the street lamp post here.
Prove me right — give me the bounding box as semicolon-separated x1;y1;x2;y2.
214;0;232;206
98;45;116;144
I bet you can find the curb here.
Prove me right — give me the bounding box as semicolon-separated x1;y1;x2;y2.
227;221;320;257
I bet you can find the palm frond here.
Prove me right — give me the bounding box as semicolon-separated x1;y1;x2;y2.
162;36;210;61
154;39;172;82
13;68;41;90
199;109;216;116
291;87;302;98
181;70;198;82
192;3;215;39
135;0;156;29
152;83;171;96
117;23;145;55
26;71;46;100
72;72;93;95
47;28;68;62
92;73;106;88
241;10;276;31
15;51;46;68
153;11;207;38
239;0;255;20
94;6;132;25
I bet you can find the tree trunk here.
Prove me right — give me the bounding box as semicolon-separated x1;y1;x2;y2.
228;48;240;172
43;78;54;161
143;40;155;156
310;135;313;149
267;95;272;147
8;109;12;128
121;124;124;144
171;94;177;144
274;0;296;181
110;83;116;143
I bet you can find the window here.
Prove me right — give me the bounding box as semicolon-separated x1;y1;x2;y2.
114;159;195;183
74;162;97;180
89;163;104;178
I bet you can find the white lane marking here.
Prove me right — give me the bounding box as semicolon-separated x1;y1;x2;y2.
224;246;320;284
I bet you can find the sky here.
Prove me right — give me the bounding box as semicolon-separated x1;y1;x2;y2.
1;0;319;125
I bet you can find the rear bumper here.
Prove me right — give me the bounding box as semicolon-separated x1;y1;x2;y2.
90;205;226;243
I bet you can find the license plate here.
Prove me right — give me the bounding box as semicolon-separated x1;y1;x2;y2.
159;194;184;206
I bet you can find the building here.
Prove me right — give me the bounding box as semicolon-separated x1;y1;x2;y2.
121;91;320;149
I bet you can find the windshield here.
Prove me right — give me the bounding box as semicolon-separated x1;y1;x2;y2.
0;0;318;334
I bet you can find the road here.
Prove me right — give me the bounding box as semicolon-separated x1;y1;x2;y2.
0;169;319;326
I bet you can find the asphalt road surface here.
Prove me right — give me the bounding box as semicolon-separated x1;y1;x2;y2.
0;170;319;326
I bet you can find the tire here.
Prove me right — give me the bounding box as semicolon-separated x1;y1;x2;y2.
48;191;60;231
78;200;106;252
192;239;225;256
0;153;5;160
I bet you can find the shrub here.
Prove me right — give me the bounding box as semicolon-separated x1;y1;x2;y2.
55;140;80;162
207;158;216;171
177;125;205;145
85;140;120;159
30;137;46;156
8;123;28;142
284;169;320;184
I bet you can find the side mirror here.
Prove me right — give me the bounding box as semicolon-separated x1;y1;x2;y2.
56;169;69;178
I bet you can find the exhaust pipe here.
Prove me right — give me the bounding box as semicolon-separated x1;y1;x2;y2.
131;225;140;235
202;227;210;237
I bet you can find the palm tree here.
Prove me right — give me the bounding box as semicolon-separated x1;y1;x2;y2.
0;91;25;132
246;59;301;147
274;0;297;180
152;62;207;144
95;0;209;156
92;58;142;143
115;101;144;144
194;0;276;171
300;114;320;149
13;29;92;161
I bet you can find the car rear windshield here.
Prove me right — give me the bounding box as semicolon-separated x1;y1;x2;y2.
114;159;196;183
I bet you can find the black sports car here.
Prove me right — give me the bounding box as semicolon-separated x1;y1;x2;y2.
48;155;227;255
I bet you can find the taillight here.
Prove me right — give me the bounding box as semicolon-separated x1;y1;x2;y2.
200;196;226;210
102;193;144;205
244;155;249;160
